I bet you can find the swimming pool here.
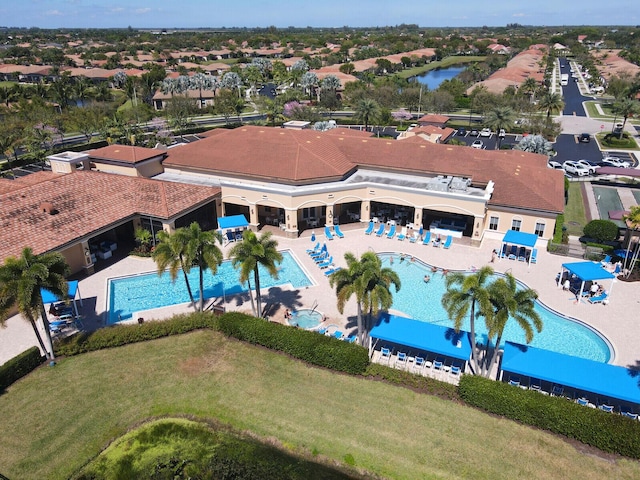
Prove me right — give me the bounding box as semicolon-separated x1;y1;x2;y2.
378;253;611;362
107;251;312;324
288;309;323;330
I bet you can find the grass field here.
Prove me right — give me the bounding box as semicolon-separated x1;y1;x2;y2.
564;182;589;236
395;56;486;80
1;330;639;479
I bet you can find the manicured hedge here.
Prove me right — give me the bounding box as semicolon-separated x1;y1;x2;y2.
458;375;640;459
0;347;45;391
56;312;218;356
364;363;459;401
217;312;369;375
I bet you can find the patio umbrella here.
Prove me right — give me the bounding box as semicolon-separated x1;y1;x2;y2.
311;231;316;242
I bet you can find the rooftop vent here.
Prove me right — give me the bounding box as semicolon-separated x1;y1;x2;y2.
40;202;59;215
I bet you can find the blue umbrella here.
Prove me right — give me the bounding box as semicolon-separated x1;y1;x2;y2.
311;231;316;242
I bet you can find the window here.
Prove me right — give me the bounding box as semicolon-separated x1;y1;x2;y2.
535;222;545;237
302;207;317;219
511;219;521;232
489;216;499;231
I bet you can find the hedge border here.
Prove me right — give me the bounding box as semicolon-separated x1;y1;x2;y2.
0;346;45;391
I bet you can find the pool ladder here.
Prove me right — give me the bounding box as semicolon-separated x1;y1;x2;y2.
310;300;319;313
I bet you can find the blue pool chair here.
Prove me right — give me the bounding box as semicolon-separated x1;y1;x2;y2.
443;235;453;249
386;224;396;239
324;225;334;240
364;221;374;235
422;231;431;245
334;224;345;238
374;224;385;237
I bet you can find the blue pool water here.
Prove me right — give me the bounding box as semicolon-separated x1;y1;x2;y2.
378;253;611;362
108;251;312;324
288;309;323;330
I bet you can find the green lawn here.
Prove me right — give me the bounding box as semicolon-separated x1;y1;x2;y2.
564;182;588;236
395;56;486;80
1;331;639;480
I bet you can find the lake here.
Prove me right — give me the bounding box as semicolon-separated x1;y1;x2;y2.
412;66;466;90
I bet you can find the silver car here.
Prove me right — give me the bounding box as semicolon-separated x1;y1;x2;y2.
563;161;590;176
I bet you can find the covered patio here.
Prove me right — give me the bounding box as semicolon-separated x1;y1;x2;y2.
41;280;83;317
217;214;249;243
500;230;539;265
561;261;616;303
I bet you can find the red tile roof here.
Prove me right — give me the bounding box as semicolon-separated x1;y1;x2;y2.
89;145;166;164
0;171;219;262
164;126;564;214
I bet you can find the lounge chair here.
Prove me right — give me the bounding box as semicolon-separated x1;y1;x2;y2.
395;352;407;369
443;235;453;249
517;247;527;261
380;347;392;364
364;221;374;235
588;292;609;304
324;267;341;277
374;224;385;237
422;231;431;245
334;224;345;239
306;241;320;254
333;331;344;340
551;385;564;397
397;226;407;241
310;249;327;260
413;356;426;373
601;254;611;266
530;248;538;264
622;411;638;420
598;404;614;413
386;224;396;239
432;359;445;374
576;397;591;407
409;232;419;243
508;245;518;260
500;244;508;258
324;226;334;240
317;326;328;335
450;364;462;377
508;376;521;387
318;256;333;269
225;231;235;244
345;334;356;343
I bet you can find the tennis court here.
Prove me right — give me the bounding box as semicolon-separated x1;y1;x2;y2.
593;186;624;226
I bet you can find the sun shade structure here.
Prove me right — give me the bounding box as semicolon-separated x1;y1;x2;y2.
561;261;616;302
501;230;538;265
501;342;639;407
40;280;83;316
217;214;249;231
369;313;472;368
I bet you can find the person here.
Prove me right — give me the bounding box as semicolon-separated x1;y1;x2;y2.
399;253;405;262
284;309;291;320
424;275;430;283
49;304;59;317
410;256;415;262
491;249;496;263
431;266;438;272
563;279;570;291
590;282;599;296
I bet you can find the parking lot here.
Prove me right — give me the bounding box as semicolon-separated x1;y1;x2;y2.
452;129;520;150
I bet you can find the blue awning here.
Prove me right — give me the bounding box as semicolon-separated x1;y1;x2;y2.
502;230;538;248
217;215;249;230
40;280;79;304
501;342;640;406
370;313;472;361
562;262;615;281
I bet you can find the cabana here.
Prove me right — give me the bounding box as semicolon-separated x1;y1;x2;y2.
500;342;640;409
40;280;83;317
369;313;472;372
500;230;538;265
217;214;249;242
561;261;615;302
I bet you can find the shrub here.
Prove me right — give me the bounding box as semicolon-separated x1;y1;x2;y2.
458;375;640;458
553;214;565;244
57;312;217;356
217;312;369;375
583;219;619;243
0;347;45;391
365;363;459;400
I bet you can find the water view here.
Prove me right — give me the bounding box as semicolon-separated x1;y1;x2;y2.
412;65;466;90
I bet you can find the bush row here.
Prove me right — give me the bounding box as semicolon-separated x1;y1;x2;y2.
217;312;369;375
0;347;45;391
364;363;460;401
458;375;640;459
56;312;217;356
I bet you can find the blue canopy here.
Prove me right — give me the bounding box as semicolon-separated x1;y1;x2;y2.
502;230;538;248
217;215;249;230
501;342;640;406
370;313;472;361
562;262;615;282
40;280;79;304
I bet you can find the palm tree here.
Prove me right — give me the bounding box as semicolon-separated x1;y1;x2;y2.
538;92;564;122
151;230;197;307
355;98;381;132
482;274;542;378
622;205;640;278
229;230;282;318
520;77;538;103
441;266;494;375
330;251;400;345
175;223;224;312
0;248;70;361
484;106;516;149
612;98;640;139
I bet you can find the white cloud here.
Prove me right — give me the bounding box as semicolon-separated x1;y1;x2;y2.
513;13;526;17
110;7;125;13
135;7;152;14
45;9;63;16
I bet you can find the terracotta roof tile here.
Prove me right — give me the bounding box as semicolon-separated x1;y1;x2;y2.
0;171;219;262
89;145;166;164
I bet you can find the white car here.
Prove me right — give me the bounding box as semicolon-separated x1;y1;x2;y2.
479;128;492;137
563;161;590;176
602;157;631;168
575;160;601;174
547;160;563;170
471;139;484;149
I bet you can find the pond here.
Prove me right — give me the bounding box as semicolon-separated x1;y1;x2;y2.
411;66;466;90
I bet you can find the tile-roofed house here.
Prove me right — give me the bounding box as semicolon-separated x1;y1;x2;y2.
0;171;220;274
416;114;450;127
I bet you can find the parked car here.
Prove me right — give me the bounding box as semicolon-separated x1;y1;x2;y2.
471;139;484;149
469;128;479;136
480;128;492;137
601;157;632;168
579;133;591;143
575;159;601;174
547;160;563;170
457;127;466;136
498;128;506;138
563;161;590;176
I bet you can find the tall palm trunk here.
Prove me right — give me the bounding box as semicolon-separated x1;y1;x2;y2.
39;303;55;361
30;318;50;360
483;332;503;379
469;300;480;374
179;255;196;307
356;302;364;346
246;277;257;317
254;267;262;317
198;265;205;312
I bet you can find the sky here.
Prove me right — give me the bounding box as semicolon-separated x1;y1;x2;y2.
2;0;638;29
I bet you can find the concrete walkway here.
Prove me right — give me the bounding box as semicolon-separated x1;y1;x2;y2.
2;225;639;370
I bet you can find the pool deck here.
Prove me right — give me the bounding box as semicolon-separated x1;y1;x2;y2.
1;224;638;370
